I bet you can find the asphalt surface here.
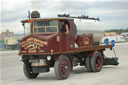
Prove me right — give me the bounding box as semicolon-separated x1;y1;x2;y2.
1;43;128;85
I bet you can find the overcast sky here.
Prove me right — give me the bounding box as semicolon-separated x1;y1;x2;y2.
1;0;128;34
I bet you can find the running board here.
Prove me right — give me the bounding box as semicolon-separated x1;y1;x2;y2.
103;57;119;65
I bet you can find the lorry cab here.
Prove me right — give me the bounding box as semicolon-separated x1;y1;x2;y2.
20;18;76;55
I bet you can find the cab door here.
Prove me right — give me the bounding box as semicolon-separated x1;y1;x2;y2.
60;32;69;52
59;20;74;53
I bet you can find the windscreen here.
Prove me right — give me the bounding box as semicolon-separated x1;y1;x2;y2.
34;20;58;33
24;23;31;35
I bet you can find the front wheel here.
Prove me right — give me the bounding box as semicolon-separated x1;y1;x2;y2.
54;55;71;80
23;63;39;79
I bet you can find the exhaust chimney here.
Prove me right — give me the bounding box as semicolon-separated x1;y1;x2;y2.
31;11;40;18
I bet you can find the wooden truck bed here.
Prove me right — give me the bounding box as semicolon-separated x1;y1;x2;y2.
19;45;112;55
71;45;112;53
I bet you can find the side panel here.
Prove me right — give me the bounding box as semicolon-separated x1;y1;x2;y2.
20;34;60;55
49;35;60;54
60;33;68;52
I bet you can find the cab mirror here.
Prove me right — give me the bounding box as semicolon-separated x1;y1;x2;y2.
22;23;24;26
22;23;25;35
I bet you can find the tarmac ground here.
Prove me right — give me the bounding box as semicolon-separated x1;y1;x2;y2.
1;43;128;85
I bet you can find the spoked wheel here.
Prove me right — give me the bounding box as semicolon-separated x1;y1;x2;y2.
23;63;39;79
90;51;103;72
54;55;71;80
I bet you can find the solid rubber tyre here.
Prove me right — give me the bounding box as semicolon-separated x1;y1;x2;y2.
85;56;92;72
54;55;71;80
23;63;39;79
90;51;103;72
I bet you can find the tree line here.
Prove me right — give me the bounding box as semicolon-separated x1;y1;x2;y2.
105;28;128;34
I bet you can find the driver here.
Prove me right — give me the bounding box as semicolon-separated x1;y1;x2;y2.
60;21;69;33
65;24;69;33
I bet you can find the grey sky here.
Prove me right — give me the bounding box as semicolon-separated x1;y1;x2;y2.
1;0;128;34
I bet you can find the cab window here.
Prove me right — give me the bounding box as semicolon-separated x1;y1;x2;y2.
34;20;58;34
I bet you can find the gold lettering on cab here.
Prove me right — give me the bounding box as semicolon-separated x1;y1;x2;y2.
21;37;48;53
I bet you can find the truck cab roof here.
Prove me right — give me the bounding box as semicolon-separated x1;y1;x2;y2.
21;17;74;23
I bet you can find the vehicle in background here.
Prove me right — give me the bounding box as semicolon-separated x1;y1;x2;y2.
120;32;128;41
4;37;19;50
101;35;125;44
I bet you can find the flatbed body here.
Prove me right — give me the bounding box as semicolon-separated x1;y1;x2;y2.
20;44;112;55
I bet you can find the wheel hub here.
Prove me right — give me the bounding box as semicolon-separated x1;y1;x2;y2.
60;60;69;76
96;56;102;69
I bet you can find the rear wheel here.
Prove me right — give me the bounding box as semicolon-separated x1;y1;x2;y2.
85;56;92;72
23;63;39;79
90;51;103;72
54;55;71;80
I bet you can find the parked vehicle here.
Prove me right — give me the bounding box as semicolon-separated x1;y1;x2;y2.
19;11;119;80
4;37;19;50
120;32;128;41
101;35;125;44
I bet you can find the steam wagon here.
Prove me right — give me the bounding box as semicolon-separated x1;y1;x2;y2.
19;11;119;80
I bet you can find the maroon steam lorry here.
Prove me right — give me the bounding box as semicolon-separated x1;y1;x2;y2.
19;11;119;80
